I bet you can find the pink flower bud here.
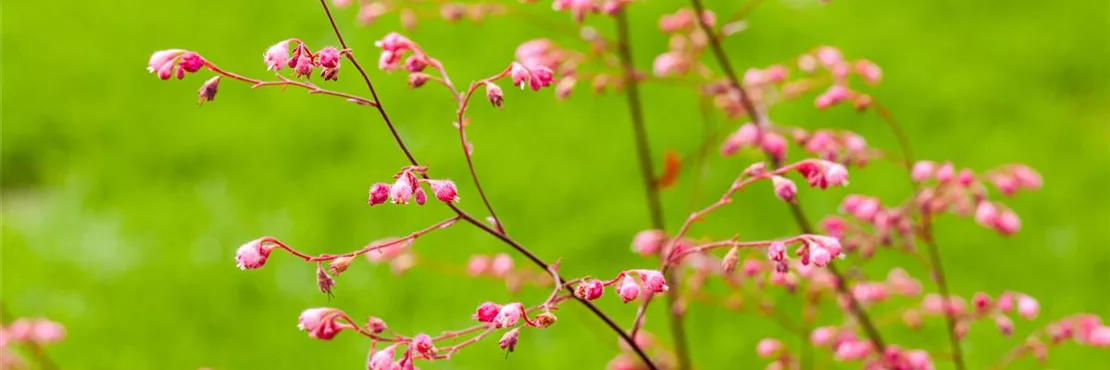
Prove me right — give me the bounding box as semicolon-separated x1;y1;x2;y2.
824;161;850;187
721;247;740;273
720;123;759;156
148;49;182;75
365;317;388;334
771;176;797;203
403;55;427;73
556;76;576;99
617;275;641;303
499;328;520;352
957;168;976;187
493;302;523;328
834;339;870;360
973;292;993;313
815;85;851;109
427;180;459;203
357;2;387;25
652;51;687;77
631;230;667;256
367;344;397;370
368;183;390;205
905;350;932;370
298;307;345;340
1012;165;1042;190
637;270;669;293
411;333;436;357
974;201;998;228
528;66;555;91
317;46;341;69
815;46;843;67
767;241;786;262
576;279;605;300
761;132;787;162
413;187;427;205
264;41;290;71
467;255;490;276
998;292;1014;312
197;76;220;105
911;160;935;182
375;32;412;52
740;259;762;277
485;82;504;108
1088;326;1110;347
473;302;502;323
809;247;831;267
756;338;783;358
811;327;835;346
490;253;514;278
935;161;955;182
903;309;923;329
854;59;882;84
510;62;531;89
235;238;275;270
178;52;204;73
378;50;402;71
995;315;1014;336
995;209;1021;236
765;64;789;83
1017;294;1039;320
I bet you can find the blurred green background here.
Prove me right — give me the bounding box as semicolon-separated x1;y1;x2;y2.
3;0;1108;368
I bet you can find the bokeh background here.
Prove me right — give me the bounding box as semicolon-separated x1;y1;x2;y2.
3;0;1108;368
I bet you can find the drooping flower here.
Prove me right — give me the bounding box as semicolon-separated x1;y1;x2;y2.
235;238;275;270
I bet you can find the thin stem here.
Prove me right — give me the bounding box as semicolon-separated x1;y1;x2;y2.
204;63;377;106
452;67;513;235
313;2;658;367
614;8;690;370
687;0;887;355
267;216;459;262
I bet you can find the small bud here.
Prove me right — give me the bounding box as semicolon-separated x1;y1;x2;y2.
631;230;667;256
911;160;935;182
408;72;430;88
411;333;437;358
998;292;1014;312
365;316;388;334
1017;294;1039;320
721;246;740;273
298;307;344;340
467;255;490;276
957;168;976;187
368;344;397;370
390;176;414;204
195;76;221;105
329;256;355;275
316;265;335;295
854;59;882;85
473;302;502;323
485;82;504;108
936;161;955;182
767;241;786;262
414;187;427;205
810;327;835;346
490;253;514;278
498;328;520;352
404;55;427;72
555;76;575;100
637;270;669;293
771;176;798;203
761;132;787;162
743;162;767;177
973;292;993;313
428;180;459;203
510;62;531;89
756;338;783;358
617;275;641;303
809;246;831;267
996;315;1014;336
368;183;390;205
575;279;605;301
534;312;557;328
995;209;1021;236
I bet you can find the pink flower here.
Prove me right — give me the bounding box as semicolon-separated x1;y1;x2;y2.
767;241;786;262
637;270;669;293
411;333;436;357
428;180;459;203
815;85;851;109
824;162;850;187
815;46;843;67
854;59;882;84
834;339;870;360
995;209;1021;236
510;62;531;88
761;132;788;162
887;268;922;296
1088;326;1110;347
756;338;782;358
809;246;831;267
652;51;687;77
996;315;1014;336
998;292;1014;312
298;307;345;340
911;160;935;182
974;201;998;228
798;160;849;189
658;9;694;32
631;229;667;256
973;292;993;313
28;319;65;344
720;123;760;156
179;52;204;73
575;279;605;300
264;41;291;71
404;55;427;73
490;253;514;278
765;64;789;83
1012;165;1042;190
368;183;390;205
389;177;414;204
317;46;341;69
493;302;523;328
467;255;490;276
528;66;555;91
905;350;933;370
821;216;847;238
772;176;797;203
811;327;835;346
617;275;641;303
356;2;387;25
485;82;504;108
957;168;976;187
473;302;502;323
235;238;274;270
499;328;520;352
148;49;182;74
1017;294;1039;320
413;187;427;205
378;50;402;71
375;32;413;52
367;344;397;370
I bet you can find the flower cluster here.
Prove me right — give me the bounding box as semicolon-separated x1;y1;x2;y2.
147;49;206;80
1;317;65;369
264;39;343;80
368;167;459;206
